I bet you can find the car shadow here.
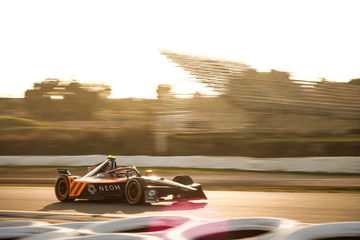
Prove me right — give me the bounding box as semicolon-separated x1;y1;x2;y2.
40;200;208;215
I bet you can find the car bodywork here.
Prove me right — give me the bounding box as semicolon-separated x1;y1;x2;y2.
55;158;207;204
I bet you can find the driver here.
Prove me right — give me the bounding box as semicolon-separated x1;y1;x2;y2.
88;155;117;173
105;155;117;177
106;155;117;169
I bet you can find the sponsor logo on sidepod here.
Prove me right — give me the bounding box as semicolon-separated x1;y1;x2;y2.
87;184;97;194
88;184;121;194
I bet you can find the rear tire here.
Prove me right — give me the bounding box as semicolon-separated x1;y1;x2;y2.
125;178;145;205
55;177;74;202
173;175;194;185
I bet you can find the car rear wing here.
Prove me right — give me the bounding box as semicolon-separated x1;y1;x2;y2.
57;168;72;176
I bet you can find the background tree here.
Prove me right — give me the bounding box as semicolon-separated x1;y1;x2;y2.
349;78;360;85
25;79;111;120
156;84;174;100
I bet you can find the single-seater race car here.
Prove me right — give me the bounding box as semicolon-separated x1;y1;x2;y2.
55;156;207;204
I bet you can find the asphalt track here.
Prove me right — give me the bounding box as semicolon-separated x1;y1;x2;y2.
0;186;359;223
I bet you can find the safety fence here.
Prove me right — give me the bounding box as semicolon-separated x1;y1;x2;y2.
1;215;359;240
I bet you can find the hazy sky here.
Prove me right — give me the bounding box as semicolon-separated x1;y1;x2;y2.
0;0;359;98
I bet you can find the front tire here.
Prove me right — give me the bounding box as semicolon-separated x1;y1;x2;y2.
125;178;145;205
55;177;74;202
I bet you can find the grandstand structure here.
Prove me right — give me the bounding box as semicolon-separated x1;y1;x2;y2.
160;50;360;134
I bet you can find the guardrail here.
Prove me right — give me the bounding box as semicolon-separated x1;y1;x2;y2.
0;155;359;173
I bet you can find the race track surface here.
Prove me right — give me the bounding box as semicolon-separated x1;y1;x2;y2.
0;186;359;223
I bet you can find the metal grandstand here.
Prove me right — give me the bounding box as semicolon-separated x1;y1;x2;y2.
161;50;360;120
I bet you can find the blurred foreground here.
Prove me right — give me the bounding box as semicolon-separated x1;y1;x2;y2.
1;214;360;240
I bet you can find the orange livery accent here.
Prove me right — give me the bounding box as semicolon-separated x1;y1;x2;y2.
73;182;87;196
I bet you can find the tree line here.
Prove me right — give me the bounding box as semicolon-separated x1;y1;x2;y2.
25;78;111;120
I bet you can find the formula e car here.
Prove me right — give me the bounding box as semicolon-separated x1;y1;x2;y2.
55;157;207;204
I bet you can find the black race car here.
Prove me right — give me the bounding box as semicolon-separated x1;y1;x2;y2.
55;156;207;204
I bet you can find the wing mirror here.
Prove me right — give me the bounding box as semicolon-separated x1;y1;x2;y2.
145;170;153;176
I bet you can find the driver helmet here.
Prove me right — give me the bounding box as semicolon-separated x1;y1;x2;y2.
107;155;116;160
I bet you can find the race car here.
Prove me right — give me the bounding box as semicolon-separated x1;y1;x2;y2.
55;156;207;204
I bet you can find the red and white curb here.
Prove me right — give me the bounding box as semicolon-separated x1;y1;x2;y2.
0;211;359;240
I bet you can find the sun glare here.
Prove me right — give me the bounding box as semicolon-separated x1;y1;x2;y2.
0;0;359;98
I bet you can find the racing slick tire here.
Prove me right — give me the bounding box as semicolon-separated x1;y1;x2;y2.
125;178;145;205
55;177;74;202
172;175;194;185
